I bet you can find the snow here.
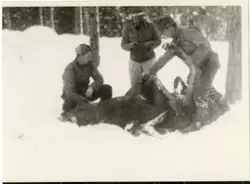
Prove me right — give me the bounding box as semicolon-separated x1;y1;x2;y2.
2;26;249;181
193;11;198;16
174;13;182;25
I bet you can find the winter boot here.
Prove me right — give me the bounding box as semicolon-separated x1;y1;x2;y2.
58;112;73;122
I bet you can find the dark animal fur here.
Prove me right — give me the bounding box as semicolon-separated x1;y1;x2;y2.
72;76;228;136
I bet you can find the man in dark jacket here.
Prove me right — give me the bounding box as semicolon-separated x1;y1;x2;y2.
121;8;161;87
59;44;112;121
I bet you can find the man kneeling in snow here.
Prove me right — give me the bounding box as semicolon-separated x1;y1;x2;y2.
59;44;112;122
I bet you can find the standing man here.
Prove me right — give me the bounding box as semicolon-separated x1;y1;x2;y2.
59;44;112;121
145;15;221;103
121;8;161;87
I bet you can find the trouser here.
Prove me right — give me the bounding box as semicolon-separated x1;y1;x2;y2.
62;84;112;113
188;51;220;98
129;57;156;87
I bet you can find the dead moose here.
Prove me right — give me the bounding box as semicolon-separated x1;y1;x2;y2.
70;76;229;136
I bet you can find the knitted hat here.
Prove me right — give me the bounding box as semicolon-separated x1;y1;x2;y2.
75;44;92;55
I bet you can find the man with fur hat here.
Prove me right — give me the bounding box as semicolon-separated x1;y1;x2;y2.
59;44;112;121
121;7;161;87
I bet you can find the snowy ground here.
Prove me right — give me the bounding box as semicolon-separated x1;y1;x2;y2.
2;26;249;181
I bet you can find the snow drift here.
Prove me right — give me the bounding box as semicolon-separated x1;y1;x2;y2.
2;26;249;181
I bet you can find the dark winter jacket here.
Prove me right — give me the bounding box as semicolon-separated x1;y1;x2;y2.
121;20;161;63
62;59;104;102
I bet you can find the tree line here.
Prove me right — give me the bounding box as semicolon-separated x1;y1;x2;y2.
2;6;242;104
3;6;234;41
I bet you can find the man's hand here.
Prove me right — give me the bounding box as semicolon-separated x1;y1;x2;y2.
129;42;138;50
85;86;94;98
162;42;178;51
142;72;156;83
132;41;153;51
142;41;154;49
162;42;172;50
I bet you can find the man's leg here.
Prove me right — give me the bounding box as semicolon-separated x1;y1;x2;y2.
129;59;143;87
60;98;77;121
202;52;220;89
89;84;113;101
141;57;156;73
141;57;159;104
198;52;220;96
191;52;220;98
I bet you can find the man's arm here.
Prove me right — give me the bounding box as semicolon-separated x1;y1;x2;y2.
63;65;88;103
171;44;201;105
90;65;104;90
172;44;200;76
121;25;134;51
149;49;175;75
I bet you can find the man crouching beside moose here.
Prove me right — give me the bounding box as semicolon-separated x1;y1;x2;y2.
59;44;112;122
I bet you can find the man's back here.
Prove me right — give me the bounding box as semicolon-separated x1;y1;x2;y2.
175;25;212;55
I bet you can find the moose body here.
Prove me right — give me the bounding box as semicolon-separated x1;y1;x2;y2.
72;76;229;136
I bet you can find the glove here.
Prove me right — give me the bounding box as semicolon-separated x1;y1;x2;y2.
85;86;94;98
162;42;172;50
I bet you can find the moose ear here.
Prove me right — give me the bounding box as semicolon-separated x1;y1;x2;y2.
173;76;182;90
173;76;187;94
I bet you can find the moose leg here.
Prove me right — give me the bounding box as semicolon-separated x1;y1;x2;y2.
146;77;179;114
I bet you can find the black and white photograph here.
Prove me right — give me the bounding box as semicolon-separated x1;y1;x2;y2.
2;0;249;182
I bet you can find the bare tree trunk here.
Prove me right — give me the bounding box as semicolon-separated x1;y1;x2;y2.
5;8;11;29
50;7;55;29
83;7;90;35
74;7;80;34
79;7;83;34
89;6;100;66
115;7;122;36
162;7;168;16
39;7;44;26
144;7;152;21
225;7;241;104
